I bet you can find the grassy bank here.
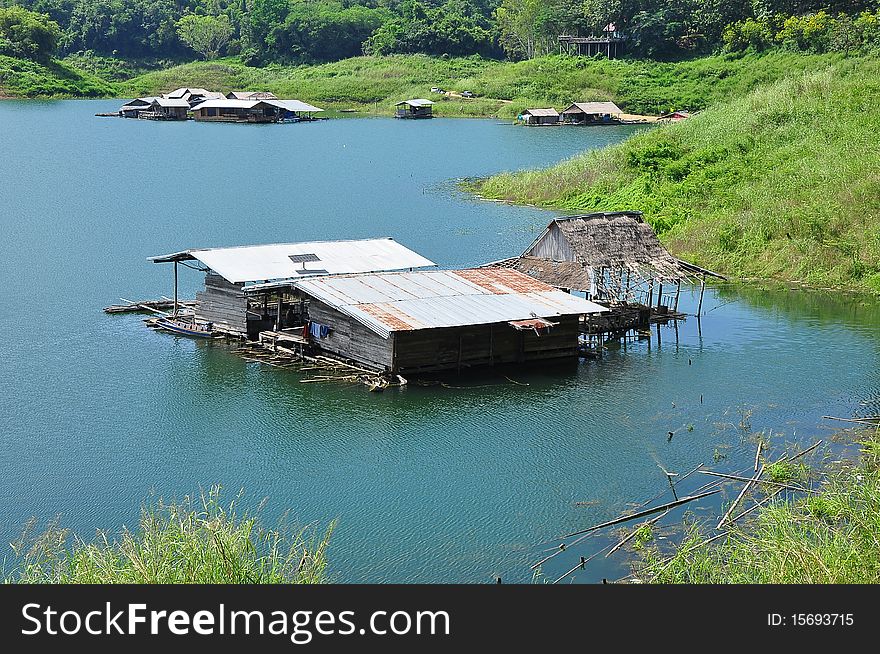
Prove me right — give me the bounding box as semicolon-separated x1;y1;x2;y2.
119;51;843;118
637;429;880;583
0;55;116;98
5;487;332;583
474;57;880;292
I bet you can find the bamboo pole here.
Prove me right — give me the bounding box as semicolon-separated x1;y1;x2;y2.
698;470;814;493
716;464;764;529
697;275;706;316
560;489;721;539
173;261;179;318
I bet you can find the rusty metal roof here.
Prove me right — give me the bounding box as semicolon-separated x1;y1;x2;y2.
293;268;606;338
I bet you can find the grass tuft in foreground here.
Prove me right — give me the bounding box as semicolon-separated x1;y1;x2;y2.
4;486;333;584
637;429;880;583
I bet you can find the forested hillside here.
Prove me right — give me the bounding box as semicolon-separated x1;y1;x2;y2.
2;0;880;68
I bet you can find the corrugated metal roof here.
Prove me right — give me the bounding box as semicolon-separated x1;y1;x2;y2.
149;238;435;283
271;99;324;113
524;108;559;116
189;98;323;113
153;98;190;108
396;99;434;107
227;91;278;100
293;269;606;338
562;102;623;115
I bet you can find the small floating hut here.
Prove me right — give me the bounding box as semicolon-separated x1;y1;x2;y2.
560;102;623;125
118;97;189;120
520;108;560;126
395;99;434;119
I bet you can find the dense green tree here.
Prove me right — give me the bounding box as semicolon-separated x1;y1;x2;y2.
0;5;60;60
177;13;233;58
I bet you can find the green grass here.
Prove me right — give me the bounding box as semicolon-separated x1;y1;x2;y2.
4;486;333;583
117;51;843;118
474;57;880;292
637;429;880;583
0;55;117;98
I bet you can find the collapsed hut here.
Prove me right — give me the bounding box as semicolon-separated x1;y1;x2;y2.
485;211;723;324
520;108;559;126
148;238;436;338
247;268;606;374
561;102;623;124
657;110;691;122
395;99;434;119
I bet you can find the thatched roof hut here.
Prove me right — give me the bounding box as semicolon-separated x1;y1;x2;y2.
486;212;722;303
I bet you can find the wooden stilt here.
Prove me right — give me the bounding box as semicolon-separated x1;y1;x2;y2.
656;283;663;310
673;281;681;312
697;275;706;316
173;261;178;317
275;295;283;331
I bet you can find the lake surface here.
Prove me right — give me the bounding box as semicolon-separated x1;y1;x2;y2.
1;101;878;583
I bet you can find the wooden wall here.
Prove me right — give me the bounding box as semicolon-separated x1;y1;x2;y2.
392;315;580;373
195;273;248;335
307;300;395;371
526;223;577;262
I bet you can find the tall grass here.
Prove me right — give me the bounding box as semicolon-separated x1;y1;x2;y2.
637;430;880;583
475;57;880;292
4;486;333;584
116;51;844;118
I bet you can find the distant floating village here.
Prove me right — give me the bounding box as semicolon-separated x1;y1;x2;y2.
108;212;722;388
102;86;690;126
106;87;324;123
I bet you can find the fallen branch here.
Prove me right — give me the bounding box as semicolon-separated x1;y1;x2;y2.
717;464;764;530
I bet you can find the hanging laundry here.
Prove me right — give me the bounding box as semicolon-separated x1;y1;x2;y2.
309;321;331;339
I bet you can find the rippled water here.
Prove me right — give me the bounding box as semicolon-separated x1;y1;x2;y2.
1;101;878;583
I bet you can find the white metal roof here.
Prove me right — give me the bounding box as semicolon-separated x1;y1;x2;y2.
189;98;323;113
293;268;606;338
396;99;434;107
562;101;623;115
149;238;435;284
227;91;278;100
270;99;324;113
153;98;190;108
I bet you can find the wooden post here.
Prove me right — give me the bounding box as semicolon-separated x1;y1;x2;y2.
697;275;706;316
656;283;663;311
275;294;283;331
173;261;178;318
647;280;654;310
674;281;681;312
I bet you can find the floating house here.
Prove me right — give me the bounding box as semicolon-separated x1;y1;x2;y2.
165;87;224;107
561;101;623;124
395;99;434;119
189;98;324;123
520;108;560;126
486;212;723;320
249;269;606;374
118;97;157;118
226;91;278;100
118;97;188;120
148;238;435;338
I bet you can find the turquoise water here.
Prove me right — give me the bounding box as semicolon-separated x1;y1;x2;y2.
1;101;878;583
